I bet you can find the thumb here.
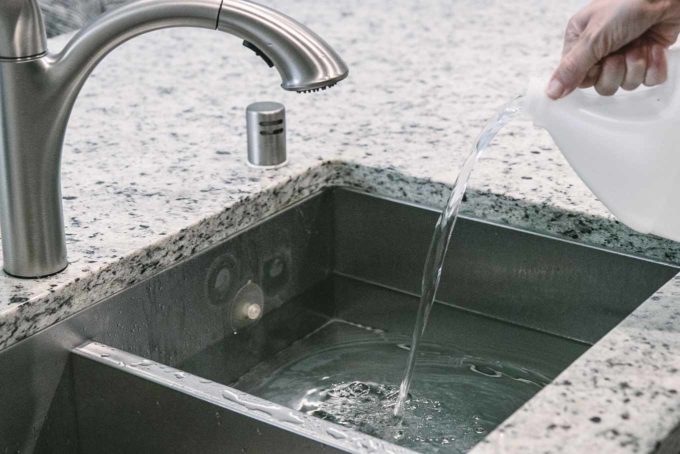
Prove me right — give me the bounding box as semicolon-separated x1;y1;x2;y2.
547;41;600;99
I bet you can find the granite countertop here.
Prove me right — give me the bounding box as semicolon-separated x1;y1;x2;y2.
4;0;680;452
38;0;129;38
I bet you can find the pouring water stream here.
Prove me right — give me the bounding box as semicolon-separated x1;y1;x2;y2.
394;97;524;417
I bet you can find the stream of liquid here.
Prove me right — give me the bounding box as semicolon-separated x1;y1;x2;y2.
393;98;524;416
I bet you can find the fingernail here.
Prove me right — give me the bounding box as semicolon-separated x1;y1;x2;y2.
546;78;565;99
646;65;661;86
646;47;663;86
645;45;666;86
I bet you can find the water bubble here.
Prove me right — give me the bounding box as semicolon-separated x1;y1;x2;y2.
279;412;304;426
326;427;347;440
132;360;152;367
223;389;241;404
470;364;502;378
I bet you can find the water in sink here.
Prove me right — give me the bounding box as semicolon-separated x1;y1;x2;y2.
233;99;537;453
234;319;553;453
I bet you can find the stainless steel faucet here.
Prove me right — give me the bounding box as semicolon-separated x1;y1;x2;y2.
0;0;348;278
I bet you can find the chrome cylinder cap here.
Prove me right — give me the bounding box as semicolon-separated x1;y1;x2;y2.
246;101;287;168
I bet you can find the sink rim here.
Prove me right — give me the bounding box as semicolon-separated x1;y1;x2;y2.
74;340;417;454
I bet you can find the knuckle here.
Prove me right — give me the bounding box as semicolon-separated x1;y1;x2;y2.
606;53;626;69
581;26;610;61
565;17;581;41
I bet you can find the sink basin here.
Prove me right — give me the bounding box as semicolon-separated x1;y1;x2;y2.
0;188;676;453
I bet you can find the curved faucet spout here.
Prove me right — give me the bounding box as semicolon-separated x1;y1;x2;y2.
51;0;222;98
52;0;348;100
0;0;348;277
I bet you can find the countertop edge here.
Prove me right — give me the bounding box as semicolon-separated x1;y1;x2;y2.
3;158;676;353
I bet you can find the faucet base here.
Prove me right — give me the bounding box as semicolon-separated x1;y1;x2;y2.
3;262;68;279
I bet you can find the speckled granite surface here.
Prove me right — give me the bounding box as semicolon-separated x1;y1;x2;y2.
472;274;680;454
39;0;129;37
5;0;680;453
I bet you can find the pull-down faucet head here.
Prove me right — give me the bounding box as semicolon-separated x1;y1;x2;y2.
0;0;348;278
218;1;348;92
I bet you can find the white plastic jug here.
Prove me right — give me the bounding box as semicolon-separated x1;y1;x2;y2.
524;48;680;242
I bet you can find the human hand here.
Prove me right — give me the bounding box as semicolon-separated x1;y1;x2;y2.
547;0;680;99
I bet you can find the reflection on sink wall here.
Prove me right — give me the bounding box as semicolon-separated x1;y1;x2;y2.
0;189;676;453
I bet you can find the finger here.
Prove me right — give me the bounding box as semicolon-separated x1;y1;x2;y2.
547;41;600;99
580;64;602;88
645;44;668;86
595;53;626;96
621;46;647;90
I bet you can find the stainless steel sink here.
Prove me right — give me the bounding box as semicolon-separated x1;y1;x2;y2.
0;188;676;453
